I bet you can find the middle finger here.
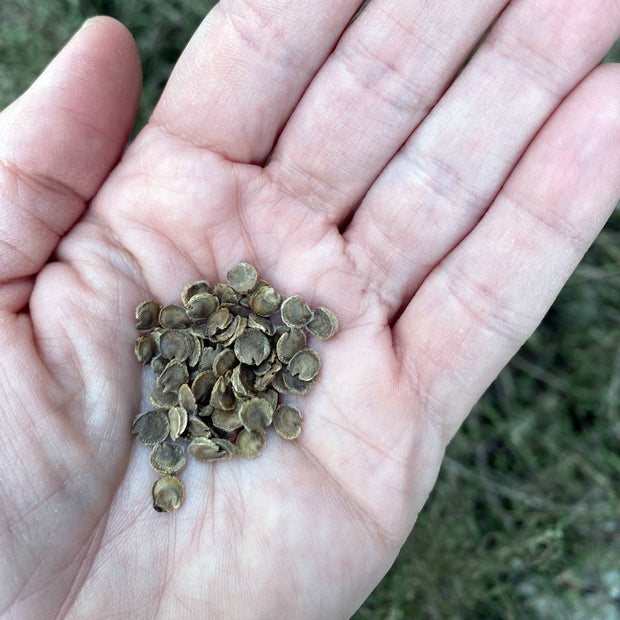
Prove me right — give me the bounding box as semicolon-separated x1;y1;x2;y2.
267;0;508;214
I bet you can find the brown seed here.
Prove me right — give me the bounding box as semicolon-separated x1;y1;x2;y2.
280;295;314;328
150;442;186;475
253;359;282;392
191;369;217;403
281;368;315;395
132;410;170;446
273;404;303;440
150;382;180;409
231;364;256;398
178;383;197;414
185;292;219;320
188;333;203;367
211;438;236;459
151;355;168;375
209;375;236;411
275;328;306;363
213;283;239;304
247;313;276;336
306;307;339;340
236;428;266;459
262;387;279;411
188;436;230;462
211;408;243;432
206;306;233;337
239;397;273;432
182;415;212;441
213;348;238;376
227;262;259;295
158;360;189;393
136;300;161;331
168;406;188;440
181;280;211;307
287;348;321;381
159;329;193;362
152;475;185;512
159;304;190;329
249;285;282;317
234;328;271;366
135;333;158;365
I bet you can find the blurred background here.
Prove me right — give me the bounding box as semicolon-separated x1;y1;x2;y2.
1;1;619;617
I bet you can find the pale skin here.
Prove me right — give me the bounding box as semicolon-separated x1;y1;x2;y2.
0;0;619;617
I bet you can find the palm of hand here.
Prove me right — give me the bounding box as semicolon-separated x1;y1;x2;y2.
2;5;619;619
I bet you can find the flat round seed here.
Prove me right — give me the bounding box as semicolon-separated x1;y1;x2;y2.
213;283;239;304
231;364;255;397
188;436;228;462
132;410;170;445
213;348;238;376
211;408;243;432
239;397;273;432
209;376;236;410
288;348;321;381
236;429;266;459
191;369;217;403
227;262;259;294
150;442;186;475
206;306;232;337
135;334;158;364
150;383;179;408
247;313;275;336
160;304;190;329
168;406;188;440
211;438;236;459
159;329;193;362
280;295;313;328
306;307;339;340
182;280;211;307
273;404;303;440
188;334;203;367
136;300;161;331
249;285;282;317
234;328;271;366
276;328;306;363
281;368;315;395
185;292;219;320
152;475;185;512
158;360;189;393
182;415;212;441
178;383;197;414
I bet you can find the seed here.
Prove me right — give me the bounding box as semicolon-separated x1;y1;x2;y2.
150;442;186;475
306;307;339;340
234;328;270;366
135;300;161;331
152;475;185;512
236;429;266;459
273;404;303;440
132;410;170;446
288;348;321;381
281;295;313;328
227;262;259;294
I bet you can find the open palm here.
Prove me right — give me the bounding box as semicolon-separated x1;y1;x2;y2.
1;3;619;618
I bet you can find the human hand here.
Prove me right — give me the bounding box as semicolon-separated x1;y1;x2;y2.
1;3;619;618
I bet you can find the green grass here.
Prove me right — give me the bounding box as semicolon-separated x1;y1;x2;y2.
2;2;619;617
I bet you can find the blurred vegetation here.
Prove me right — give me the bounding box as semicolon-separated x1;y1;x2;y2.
1;1;619;617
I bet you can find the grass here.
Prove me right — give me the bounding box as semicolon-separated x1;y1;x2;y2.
1;2;619;617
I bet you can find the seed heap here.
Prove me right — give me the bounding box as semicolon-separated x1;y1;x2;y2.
132;262;338;512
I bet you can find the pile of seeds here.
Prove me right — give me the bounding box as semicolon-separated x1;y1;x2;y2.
132;262;338;512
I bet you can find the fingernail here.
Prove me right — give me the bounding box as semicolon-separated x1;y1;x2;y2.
79;17;97;30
